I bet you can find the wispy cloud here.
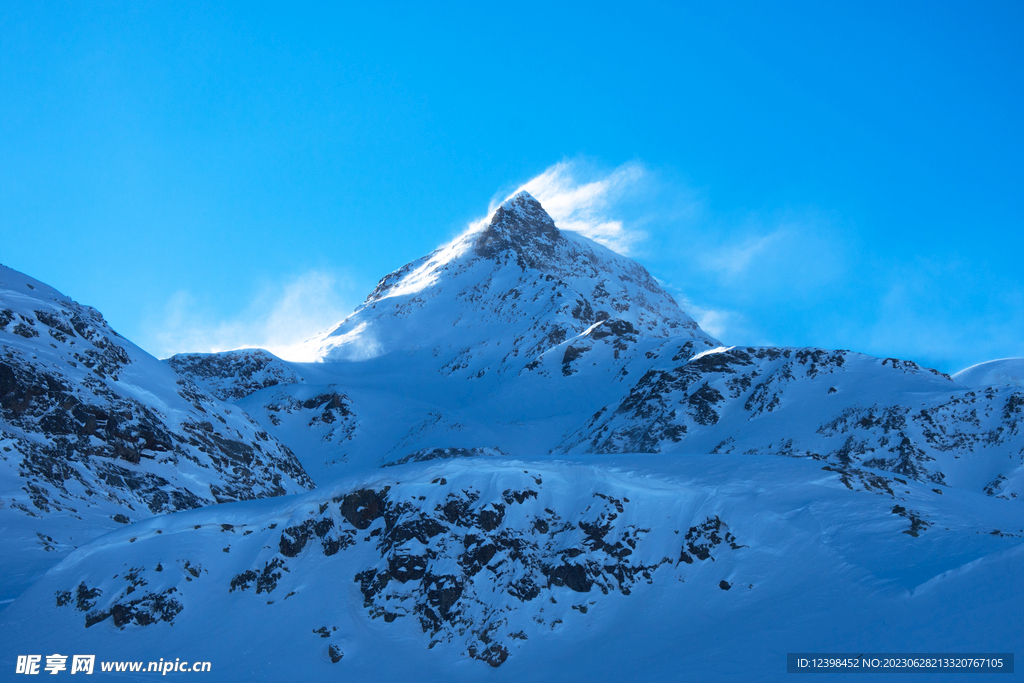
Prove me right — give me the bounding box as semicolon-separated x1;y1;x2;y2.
143;270;355;362
703;231;785;279
501;158;742;338
860;259;1024;373
680;300;732;341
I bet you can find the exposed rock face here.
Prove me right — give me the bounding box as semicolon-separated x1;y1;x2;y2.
384;446;508;467
269;477;745;668
261;391;352;429
343;482;687;667
474;191;562;270
0;265;314;597
41;463;750;668
165;349;302;401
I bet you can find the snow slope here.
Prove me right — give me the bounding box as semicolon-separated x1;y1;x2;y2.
2;454;1021;681
0;266;313;603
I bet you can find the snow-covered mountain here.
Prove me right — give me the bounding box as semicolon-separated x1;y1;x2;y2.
167;193;723;481
2;192;1023;681
168;194;1024;500
0;266;313;602
166;349;304;401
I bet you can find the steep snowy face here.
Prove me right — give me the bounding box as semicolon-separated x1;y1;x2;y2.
0;265;313;599
307;192;715;375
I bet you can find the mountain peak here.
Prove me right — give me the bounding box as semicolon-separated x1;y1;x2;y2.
499;189;541;210
308;189;714;366
475;192;559;268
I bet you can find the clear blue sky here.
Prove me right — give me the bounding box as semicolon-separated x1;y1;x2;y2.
2;1;1021;373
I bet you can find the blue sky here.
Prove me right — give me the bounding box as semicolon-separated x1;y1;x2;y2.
2;1;1022;373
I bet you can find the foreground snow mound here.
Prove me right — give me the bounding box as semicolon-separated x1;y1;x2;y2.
0;265;314;600
954;358;1024;389
2;455;1022;681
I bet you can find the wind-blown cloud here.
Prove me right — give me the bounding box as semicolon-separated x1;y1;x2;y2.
502;158;740;336
704;232;785;279
505;160;650;255
143;270;355;362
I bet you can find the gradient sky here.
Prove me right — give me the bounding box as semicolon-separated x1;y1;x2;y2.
2;1;1022;373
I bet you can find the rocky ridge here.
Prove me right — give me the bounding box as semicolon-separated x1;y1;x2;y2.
561;344;1024;496
0;265;314;599
165;349;302;401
